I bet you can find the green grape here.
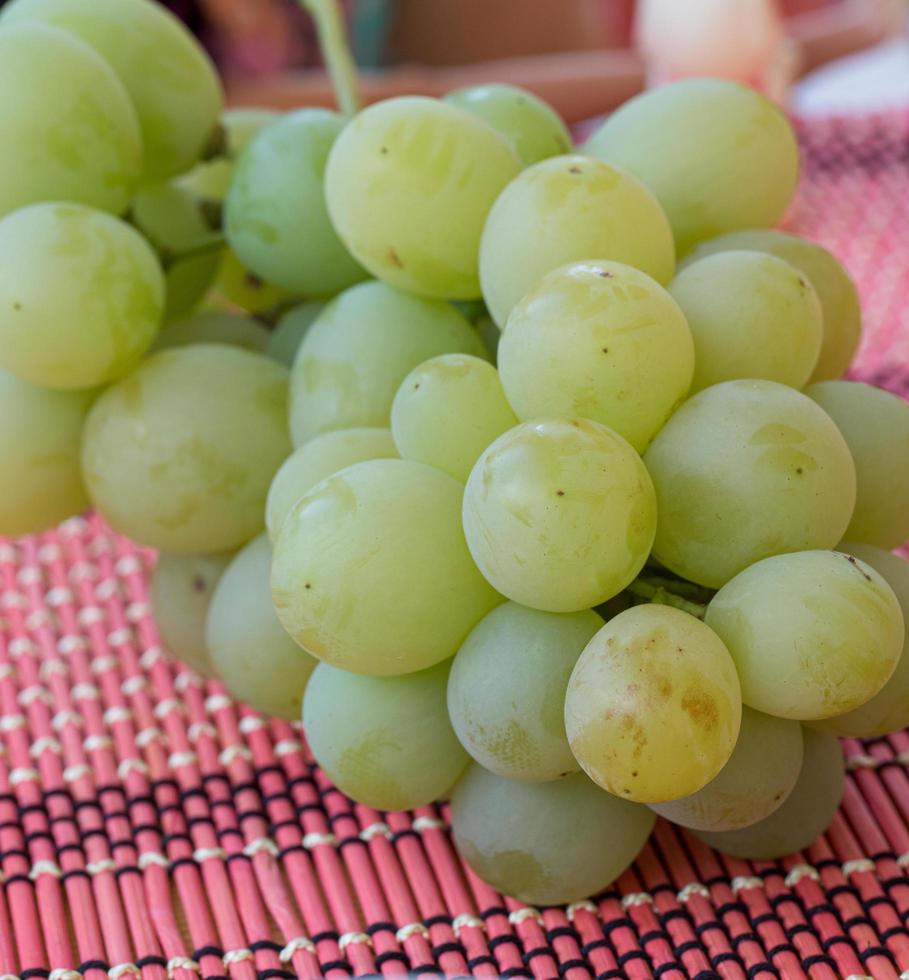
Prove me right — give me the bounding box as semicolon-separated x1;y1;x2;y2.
565;605;742;803
152;311;269;354
643;380;857;588
82;345;290;553
447;602;601;782
479;154;675;327
4;0;222;179
225;109;367;296
693;728;844;859
271;459;501;676
498;260;694;453
806;381;909;549
0;369;91;536
212;247;294;314
207;534;317;720
450;765;654;905
391;354;518;481
325;96;522;299
584;78;799;255
650;707;803;831
462;418;656;612
303;660;467;810
289;281;486;445
670;251;823;393
0;202;164;390
705;550;903;720
812;544;909;737
682;230;862;382
266;427;398;542
266;302;326;368
0;24;141;218
443;83;572;165
150;551;233;676
475;314;500;361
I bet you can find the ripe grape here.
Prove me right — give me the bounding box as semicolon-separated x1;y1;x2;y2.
303;660;467;811
447;602;601;781
82;345;290;553
271;459;501;675
450;765;654;905
498;260;694;452
650;707;803;831
288;281;486;445
806;381;909;549
479;154;675;326
585;78;798;254
266;302;326;368
643;380;857;588
391;354;517;481
443;83;572;165
670;250;823;392
213;247;293;314
153;312;269;355
0;202;164;390
693;728;844;859
325;96;522;299
705;550;903;720
462;418;656;612
207;534;316;720
565;605;742;803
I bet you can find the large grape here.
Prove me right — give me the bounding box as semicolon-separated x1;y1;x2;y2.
479;154;675;326
272;459;501;676
0;203;164;390
450;765;654;905
643;380;857;588
705;550;903;720
498;260;694;452
82;345;290;553
565;605;742;803
462;419;656;612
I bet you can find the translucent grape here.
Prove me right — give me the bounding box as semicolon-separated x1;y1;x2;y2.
498;260;694;452
650;707;803;831
150;551;232;676
0;370;91;536
391;354;517;481
0;203;164;390
325;96;521;299
450;765;654;905
643;380;857;588
266;427;398;542
462;418;656;612
153;312;269;354
584;78;799;255
443;83;572;165
693;728;844;859
207;535;316;720
213;248;293;314
266;302;326;368
82;345;290;553
670;251;823;393
683;229;862;382
4;0;222;178
806;381;909;549
812;545;909;737
705;550;903;720
447;602;601;781
0;24;141;218
565;605;742;803
288;281;486;445
479;154;675;326
303;660;467;811
225;109;367;296
272;459;501;675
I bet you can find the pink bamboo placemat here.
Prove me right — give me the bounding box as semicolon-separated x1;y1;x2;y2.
0;110;908;980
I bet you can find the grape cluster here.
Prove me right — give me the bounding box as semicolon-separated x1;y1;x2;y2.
2;0;908;910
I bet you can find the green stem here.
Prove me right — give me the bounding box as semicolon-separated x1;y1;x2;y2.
300;0;363;116
626;579;708;620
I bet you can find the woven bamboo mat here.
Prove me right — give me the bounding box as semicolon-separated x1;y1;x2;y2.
1;110;908;980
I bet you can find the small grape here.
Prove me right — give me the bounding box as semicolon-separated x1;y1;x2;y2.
153;312;269;354
212;247;294;314
266;302;326;368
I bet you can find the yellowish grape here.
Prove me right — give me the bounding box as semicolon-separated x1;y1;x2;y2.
211;247;294;314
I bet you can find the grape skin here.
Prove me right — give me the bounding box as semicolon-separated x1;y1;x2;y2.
153;312;269;355
266;302;326;368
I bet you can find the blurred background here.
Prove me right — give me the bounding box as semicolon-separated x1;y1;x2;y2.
152;0;909;119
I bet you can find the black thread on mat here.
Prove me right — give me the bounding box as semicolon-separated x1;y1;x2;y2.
871;849;896;862
716;900;748;917
674;940;704;957
858;945;897;964
695;920;724;938
424;914;452;928
257;970;296;979
374;951;411;969
883;874;909;891
202;772;230;786
767;943;798;959
841;914;872;930
295;802;326;816
785;924;813;940
81;828;109;843
751;913;779;929
5;874;34;888
315;961;353;975
691;972;722;980
617;950;650;967
601;917;634;938
389;828;419;845
558;958;590;978
821;935;856;955
597;971;628;980
881;925;909;941
745;966;778;980
365;921;396;937
46;815;77;828
1;847;30;862
658;909;690;927
731;931;762;949
499;969;531;979
277;844;305;860
168;857;196;874
813;858;839;871
23;830;54;845
480;905;508;920
768;894;799;912
20;970;50;979
311;930;340;944
127;794;155;810
650;883;675;897
804;903;837;920
193;945;225;960
60;869;90;884
411;965;443;977
546;926;579;942
580;938;611;956
161;832;193;848
653;963;686;979
135;956;168;969
703;875;729;888
18;803;50;817
522;946;554;965
466;955;498;970
336;835;362;852
78;960;111;973
800;954;836;971
268;819;301;836
237;808;268;825
42;788;71;803
639;928;670;946
114;864;140;879
186;815;215;830
56;842;84;857
488;934;522;952
711;952;741;969
249;940;283;954
432;942;466;960
825;884;858;901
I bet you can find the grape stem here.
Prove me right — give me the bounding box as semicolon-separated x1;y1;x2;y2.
300;0;363;116
626;578;708;619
